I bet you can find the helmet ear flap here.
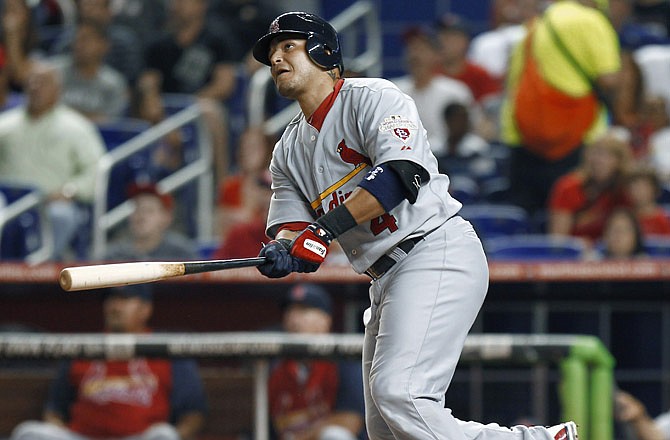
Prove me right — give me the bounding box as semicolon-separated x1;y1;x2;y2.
305;34;342;74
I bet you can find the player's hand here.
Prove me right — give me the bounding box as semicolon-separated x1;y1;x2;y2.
257;239;319;278
290;223;334;265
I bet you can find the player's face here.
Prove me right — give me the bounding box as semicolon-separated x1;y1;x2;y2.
268;37;320;99
103;296;152;333
283;304;332;334
129;194;172;240
584;144;620;183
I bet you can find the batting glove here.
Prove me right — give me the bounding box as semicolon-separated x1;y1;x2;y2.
290;223;334;265
257;239;319;278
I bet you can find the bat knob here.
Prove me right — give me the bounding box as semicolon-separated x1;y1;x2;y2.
59;269;73;291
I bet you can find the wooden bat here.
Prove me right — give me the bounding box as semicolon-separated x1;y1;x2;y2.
59;257;267;291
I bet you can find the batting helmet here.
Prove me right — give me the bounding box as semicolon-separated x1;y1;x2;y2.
252;12;344;74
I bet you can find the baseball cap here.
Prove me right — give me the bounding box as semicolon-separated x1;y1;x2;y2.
435;13;472;36
401;25;440;47
282;283;332;316
104;283;153;302
127;182;174;211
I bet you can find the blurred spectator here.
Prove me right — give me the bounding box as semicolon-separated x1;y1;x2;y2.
613;50;646;156
138;0;237;183
0;43;11;109
434;14;502;104
610;0;670;50
10;283;208;440
141;0;237;97
109;0;168;48
631;0;670;40
129;81;185;179
645;96;670;181
633;44;670;117
500;0;622;217
50;21;129;122
614;391;670;440
51;0;144;85
468;0;540;81
548;131;633;242
615;389;669;440
0;61;105;260
626;166;670;236
215;126;273;240
212;214;267;259
2;0;42;90
437;102;495;182
268;284;366;440
207;0;280;61
391;26;477;156
103;182;198;261
591;207;647;260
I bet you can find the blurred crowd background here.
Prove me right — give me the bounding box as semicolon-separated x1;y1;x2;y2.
0;0;669;265
1;0;670;439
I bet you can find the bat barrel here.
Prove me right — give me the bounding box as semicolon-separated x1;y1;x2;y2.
59;262;186;292
59;257;267;292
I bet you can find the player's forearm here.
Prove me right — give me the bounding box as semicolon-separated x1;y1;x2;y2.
629;417;666;440
320;411;365;435
342;187;386;224
197;65;236;100
43;410;67;427
176;412;206;440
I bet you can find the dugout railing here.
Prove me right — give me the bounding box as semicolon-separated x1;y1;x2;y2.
0;332;614;440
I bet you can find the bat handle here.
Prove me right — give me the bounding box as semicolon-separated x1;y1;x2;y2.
183;257;267;275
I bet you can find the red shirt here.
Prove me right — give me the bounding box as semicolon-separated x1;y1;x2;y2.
217;174;243;207
441;62;501;102
638;208;670;236
68;359;172;437
549;172;631;241
213;218;268;259
268;360;339;439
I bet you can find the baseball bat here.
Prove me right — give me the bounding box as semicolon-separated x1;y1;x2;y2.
59;257;267;292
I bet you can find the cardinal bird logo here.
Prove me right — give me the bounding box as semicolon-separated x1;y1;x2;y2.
336;139;371;167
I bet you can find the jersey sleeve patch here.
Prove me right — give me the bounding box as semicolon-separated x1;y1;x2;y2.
378;115;418;141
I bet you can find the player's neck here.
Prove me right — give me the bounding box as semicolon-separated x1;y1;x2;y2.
298;76;339;118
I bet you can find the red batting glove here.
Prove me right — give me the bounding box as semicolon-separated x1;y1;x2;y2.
290;223;334;265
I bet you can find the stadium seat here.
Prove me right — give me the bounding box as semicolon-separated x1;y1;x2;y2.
0;182;48;261
643;235;670;257
479;176;510;203
459;203;530;239
449;175;480;205
484;234;588;261
97;118;153;209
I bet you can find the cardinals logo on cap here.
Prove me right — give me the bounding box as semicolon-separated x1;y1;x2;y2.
269;18;280;33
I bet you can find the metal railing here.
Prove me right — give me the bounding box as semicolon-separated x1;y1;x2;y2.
0;332;615;440
91;104;214;259
0;188;53;265
247;0;382;134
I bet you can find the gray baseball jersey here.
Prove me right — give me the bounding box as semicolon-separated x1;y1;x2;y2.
266;77;462;273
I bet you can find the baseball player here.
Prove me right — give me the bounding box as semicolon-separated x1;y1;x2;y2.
253;12;578;440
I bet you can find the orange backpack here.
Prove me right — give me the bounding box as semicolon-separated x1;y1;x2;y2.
513;21;599;161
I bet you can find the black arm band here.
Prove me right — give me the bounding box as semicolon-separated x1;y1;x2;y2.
315;204;358;238
386;160;429;204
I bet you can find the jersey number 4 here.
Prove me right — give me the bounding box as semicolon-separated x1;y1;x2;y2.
370;213;398;236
